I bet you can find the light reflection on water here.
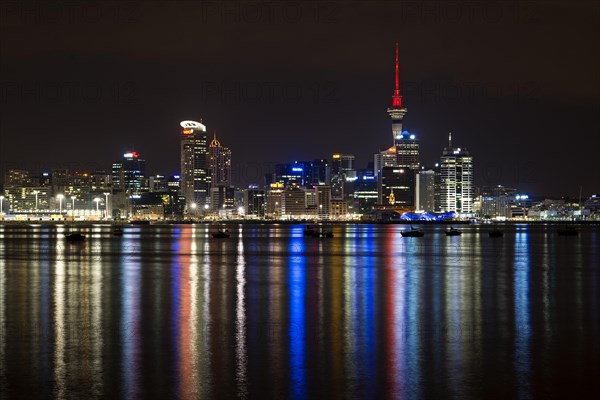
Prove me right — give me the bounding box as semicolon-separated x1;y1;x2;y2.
0;223;599;399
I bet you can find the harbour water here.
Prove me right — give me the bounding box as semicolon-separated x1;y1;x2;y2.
0;223;598;399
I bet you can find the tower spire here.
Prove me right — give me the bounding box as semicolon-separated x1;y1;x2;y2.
391;42;402;108
449;132;452;148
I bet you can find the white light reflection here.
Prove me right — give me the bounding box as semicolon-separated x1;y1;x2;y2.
188;225;200;396
235;227;248;398
90;252;103;397
199;237;212;397
0;231;5;392
121;252;141;398
53;252;66;398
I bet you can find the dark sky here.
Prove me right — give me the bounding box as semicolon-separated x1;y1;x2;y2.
1;1;599;196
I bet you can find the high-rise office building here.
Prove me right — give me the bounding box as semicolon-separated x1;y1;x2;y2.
315;185;331;219
274;162;306;186
395;131;420;170
330;153;356;199
374;146;397;177
353;170;378;213
111;151;146;193
180;120;210;208
439;133;474;215
378;166;415;209
208;132;232;188
416;169;435;212
244;186;266;218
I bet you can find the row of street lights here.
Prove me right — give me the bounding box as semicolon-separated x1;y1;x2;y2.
54;193;110;216
0;193;111;218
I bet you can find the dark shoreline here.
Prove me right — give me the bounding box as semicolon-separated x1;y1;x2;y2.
1;220;598;226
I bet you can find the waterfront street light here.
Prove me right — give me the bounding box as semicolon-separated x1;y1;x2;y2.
70;196;76;216
94;197;101;214
0;195;4;215
57;194;64;215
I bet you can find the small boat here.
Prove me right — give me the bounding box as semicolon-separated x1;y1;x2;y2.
65;232;86;242
401;227;424;237
212;230;230;239
557;226;578;236
488;230;503;238
445;227;462;236
113;228;124;236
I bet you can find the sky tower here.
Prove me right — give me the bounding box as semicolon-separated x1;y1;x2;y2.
387;42;407;145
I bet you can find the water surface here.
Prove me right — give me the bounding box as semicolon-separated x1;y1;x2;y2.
0;223;598;399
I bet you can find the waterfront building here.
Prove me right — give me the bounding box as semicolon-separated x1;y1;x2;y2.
315;185;331;219
111;151;146;193
330;153;356;200
266;183;284;218
244;187;266;218
180;120;210;209
353;170;378;214
378;166;415;209
439;133;474;215
480;185;517;218
208;132;232;188
395;131;420;170
374;146;398;177
416;169;435;212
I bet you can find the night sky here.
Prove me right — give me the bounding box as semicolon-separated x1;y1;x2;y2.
1;1;598;196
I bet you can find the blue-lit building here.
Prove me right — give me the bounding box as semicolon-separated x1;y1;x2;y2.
274;162;308;186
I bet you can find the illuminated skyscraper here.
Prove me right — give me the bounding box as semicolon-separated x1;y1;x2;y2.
440;133;474;215
111;151;146;193
180;120;210;208
378;166;415;209
330;153;356;200
395;131;420;170
208;132;232;188
416;169;435;212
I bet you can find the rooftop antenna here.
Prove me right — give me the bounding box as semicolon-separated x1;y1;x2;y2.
448;132;452;148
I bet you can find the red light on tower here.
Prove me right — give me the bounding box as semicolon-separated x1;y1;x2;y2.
391;42;403;109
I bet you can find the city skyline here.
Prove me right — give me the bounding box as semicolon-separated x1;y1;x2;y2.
1;2;598;197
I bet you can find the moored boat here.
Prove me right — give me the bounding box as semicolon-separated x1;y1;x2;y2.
212;230;230;239
445;226;462;236
401;227;424;237
65;232;86;242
